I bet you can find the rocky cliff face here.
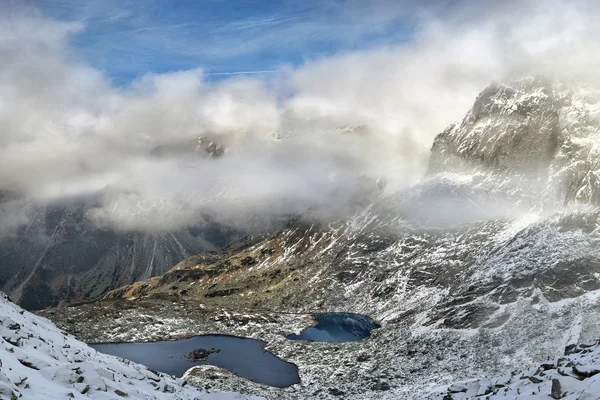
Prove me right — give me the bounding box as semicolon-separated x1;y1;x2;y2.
429;77;600;207
42;79;600;399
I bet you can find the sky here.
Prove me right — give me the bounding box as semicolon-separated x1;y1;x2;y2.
17;0;427;84
2;0;600;233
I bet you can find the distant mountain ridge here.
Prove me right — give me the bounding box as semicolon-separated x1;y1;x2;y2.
0;189;242;310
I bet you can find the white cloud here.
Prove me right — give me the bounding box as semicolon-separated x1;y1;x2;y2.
1;0;600;232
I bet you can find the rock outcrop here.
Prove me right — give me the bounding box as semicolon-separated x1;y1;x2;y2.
429;77;600;207
431;339;600;399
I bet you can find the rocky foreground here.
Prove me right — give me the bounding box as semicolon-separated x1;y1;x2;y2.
431;339;600;399
0;292;261;400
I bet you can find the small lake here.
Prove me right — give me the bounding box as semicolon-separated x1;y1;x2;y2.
90;335;300;388
288;312;380;342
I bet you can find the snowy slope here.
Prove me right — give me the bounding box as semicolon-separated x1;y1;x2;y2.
0;292;262;400
430;339;600;399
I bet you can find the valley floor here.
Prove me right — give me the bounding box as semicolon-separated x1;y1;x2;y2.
39;291;600;400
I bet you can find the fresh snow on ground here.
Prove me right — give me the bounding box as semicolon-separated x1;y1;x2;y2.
430;339;600;399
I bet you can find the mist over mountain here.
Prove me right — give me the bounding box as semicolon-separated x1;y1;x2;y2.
2;0;600;237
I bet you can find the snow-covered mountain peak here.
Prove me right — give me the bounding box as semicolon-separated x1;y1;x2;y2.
428;78;600;209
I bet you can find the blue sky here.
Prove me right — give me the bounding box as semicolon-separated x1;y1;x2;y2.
16;0;429;84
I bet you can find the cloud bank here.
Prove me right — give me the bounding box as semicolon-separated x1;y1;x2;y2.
1;0;600;233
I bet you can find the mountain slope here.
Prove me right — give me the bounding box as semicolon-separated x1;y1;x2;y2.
0;194;238;311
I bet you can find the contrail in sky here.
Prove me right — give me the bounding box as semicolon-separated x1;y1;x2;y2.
204;70;277;76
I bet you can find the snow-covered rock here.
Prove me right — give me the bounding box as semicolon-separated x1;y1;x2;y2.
431;339;600;399
0;292;262;400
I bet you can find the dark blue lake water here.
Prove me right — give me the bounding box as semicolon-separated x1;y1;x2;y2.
90;335;300;388
288;312;380;342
